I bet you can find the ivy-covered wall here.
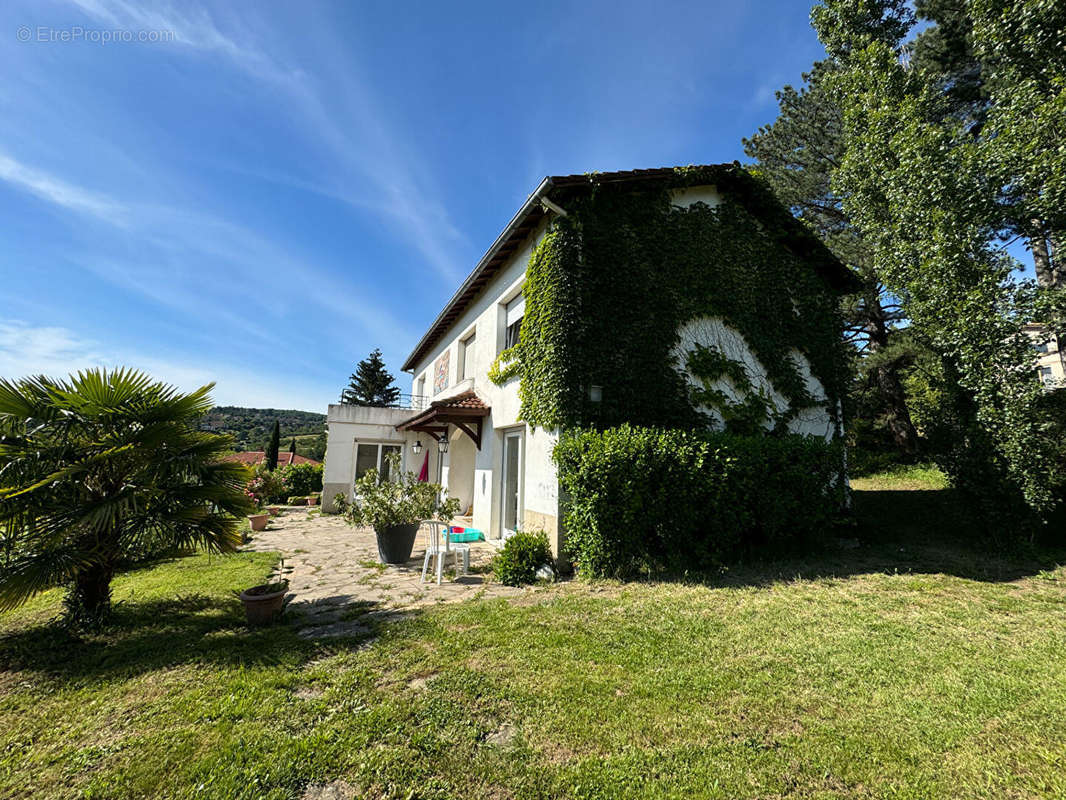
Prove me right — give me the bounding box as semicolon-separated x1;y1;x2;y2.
493;167;850;434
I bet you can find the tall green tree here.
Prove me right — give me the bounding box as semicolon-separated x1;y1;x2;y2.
341;349;401;407
289;437;297;456
0;369;253;621
744;59;920;454
265;420;280;471
970;0;1066;290
910;0;1064;290
810;0;1065;525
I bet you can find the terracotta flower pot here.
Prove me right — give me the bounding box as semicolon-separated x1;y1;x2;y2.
239;583;288;626
266;506;282;517
375;522;420;564
247;513;269;532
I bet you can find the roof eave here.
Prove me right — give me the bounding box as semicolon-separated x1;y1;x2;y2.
400;176;554;372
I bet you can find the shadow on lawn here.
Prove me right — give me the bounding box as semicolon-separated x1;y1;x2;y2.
712;486;1066;588
0;592;407;683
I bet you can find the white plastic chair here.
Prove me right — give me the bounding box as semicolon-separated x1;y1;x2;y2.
420;520;470;585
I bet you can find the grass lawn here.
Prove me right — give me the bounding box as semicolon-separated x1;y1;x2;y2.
3;468;1066;799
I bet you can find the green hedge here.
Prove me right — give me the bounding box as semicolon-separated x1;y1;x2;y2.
280;463;323;496
554;425;846;578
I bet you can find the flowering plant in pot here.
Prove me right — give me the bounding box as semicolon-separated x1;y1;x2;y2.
245;466;286;532
338;453;460;564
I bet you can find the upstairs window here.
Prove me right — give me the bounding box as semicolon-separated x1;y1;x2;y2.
459;330;476;380
504;293;524;350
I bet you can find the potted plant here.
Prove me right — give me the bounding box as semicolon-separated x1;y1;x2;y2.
247;510;270;532
266;505;282;517
245;465;287;528
339;453;460;564
239;579;289;625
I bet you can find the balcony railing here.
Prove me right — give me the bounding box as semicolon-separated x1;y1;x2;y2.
345;394;429;411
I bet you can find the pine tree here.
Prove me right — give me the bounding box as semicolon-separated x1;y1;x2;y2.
809;0;1066;523
265;420;280;471
341;349;401;407
743;60;919;454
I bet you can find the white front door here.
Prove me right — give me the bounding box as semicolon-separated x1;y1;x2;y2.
500;430;523;539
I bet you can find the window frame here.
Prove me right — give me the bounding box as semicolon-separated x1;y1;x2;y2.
503;293;524;351
353;442;404;485
459;329;476;381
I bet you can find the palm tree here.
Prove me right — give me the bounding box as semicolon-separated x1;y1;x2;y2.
0;368;254;621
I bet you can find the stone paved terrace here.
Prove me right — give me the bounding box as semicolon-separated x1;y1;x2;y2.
243;507;527;637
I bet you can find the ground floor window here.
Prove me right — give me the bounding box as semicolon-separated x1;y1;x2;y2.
355;442;402;482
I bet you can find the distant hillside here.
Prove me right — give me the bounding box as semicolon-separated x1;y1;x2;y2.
201;406;327;458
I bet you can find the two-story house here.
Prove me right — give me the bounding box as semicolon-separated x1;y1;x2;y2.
323;164;857;556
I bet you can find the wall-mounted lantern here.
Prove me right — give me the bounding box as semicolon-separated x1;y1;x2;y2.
437;435;449;454
412;439;423;455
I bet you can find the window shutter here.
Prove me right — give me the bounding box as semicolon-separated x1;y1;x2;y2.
505;294;525;326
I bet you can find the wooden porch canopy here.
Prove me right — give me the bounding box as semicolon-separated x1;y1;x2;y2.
395;390;490;450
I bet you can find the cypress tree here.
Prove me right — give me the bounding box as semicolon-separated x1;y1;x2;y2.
265;420;280;471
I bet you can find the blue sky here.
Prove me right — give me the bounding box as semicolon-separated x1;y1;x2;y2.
1;1;838;410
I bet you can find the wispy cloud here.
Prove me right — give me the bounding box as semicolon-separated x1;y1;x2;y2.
66;0;287;81
0;320;331;410
64;0;467;283
0;149;415;356
0;152;127;224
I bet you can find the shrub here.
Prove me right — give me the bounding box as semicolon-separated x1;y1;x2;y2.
245;465;288;508
554;425;846;579
340;453;460;530
280;463;323;496
494;530;553;586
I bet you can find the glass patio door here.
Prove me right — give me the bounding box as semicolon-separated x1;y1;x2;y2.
501;431;522;538
354;443;402;485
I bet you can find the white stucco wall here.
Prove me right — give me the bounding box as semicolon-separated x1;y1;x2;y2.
445;428;476;515
321;403;438;512
671;185;722;209
406;216;561;544
671;316;837;440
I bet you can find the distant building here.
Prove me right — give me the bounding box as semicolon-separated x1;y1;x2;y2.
224;451;320;467
1023;324;1066;388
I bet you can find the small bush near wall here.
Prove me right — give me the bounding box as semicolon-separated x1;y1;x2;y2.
554;425;846;579
281;463;323;496
494;530;553;586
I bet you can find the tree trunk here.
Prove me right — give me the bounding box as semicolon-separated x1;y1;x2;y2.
1029;226;1060;289
872;361;919;454
864;296;920;454
72;562;115;619
1050;229;1065;290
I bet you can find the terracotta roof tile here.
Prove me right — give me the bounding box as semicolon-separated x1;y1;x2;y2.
223;451;321;466
431;390;488;410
